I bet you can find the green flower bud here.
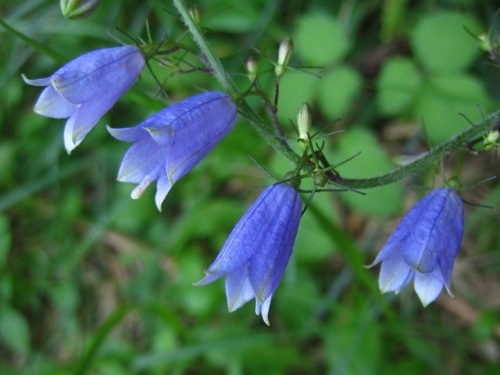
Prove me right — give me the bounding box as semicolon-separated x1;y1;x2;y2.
477;33;492;52
297;103;312;152
246;56;258;83
61;0;101;20
188;6;201;25
483;130;499;150
275;37;293;77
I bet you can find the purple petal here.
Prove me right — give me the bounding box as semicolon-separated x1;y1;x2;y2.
24;46;145;152
63;99;114;152
247;184;302;302
145;92;237;184
116;137;163;183
33;85;78;118
202;185;293;278
255;295;273;326
107;125;146;142
110;91;237;210
414;270;445;306
401;189;448;272
51;46;145;104
225;269;255;312
378;250;413;294
155;174;173;211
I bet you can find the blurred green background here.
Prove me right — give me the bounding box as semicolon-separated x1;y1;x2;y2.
1;0;500;374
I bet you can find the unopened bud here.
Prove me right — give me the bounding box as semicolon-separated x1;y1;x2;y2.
297;103;312;152
60;0;101;19
484;130;499;150
275;37;293;77
477;34;491;52
188;6;201;25
246;56;258;82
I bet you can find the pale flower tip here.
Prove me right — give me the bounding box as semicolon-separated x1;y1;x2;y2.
155;204;162;212
420;298;431;308
444;286;455;299
192;279;203;287
64;137;78;154
363;261;376;269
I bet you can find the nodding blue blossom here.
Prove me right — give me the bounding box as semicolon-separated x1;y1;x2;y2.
23;46;145;153
367;188;464;306
108;91;237;211
195;183;302;325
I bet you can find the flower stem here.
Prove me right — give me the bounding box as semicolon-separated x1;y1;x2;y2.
173;0;500;190
172;0;229;90
342;109;500;189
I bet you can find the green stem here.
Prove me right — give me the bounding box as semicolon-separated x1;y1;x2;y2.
342;109;500;189
0;18;66;63
173;0;499;190
172;0;229;90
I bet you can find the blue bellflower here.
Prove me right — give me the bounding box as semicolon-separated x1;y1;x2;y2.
23;46;145;153
367;188;464;306
195;183;302;325
108;91;237;210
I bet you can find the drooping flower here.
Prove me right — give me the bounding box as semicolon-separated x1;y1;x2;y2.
108;91;237;210
23;45;145;153
195;183;302;325
367;188;464;306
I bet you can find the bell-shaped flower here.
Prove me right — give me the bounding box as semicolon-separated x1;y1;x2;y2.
195;183;302;325
367;188;464;306
23;45;145;153
108;91;237;210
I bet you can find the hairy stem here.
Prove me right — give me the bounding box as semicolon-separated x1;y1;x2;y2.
173;0;499;190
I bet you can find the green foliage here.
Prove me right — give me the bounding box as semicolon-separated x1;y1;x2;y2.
377;11;495;144
411;12;481;74
294;13;350;66
377;57;422;116
335;127;403;217
1;0;499;374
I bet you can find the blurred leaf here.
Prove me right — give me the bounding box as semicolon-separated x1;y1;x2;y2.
295;192;338;262
75;305;133;375
327;303;381;374
381;0;408;41
0;305;30;355
0;215;11;267
416;74;493;144
335;127;403;217
49;281;79;313
203;4;260;33
294;13;351;66
318;65;362;120
277;70;318;123
377;57;422;116
0;18;65;63
411;12;482;73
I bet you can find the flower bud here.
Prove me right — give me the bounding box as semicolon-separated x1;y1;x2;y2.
246;56;258;83
483;130;499;150
60;0;101;20
297;103;312;152
188;5;201;25
275;37;293;77
477;33;491;52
